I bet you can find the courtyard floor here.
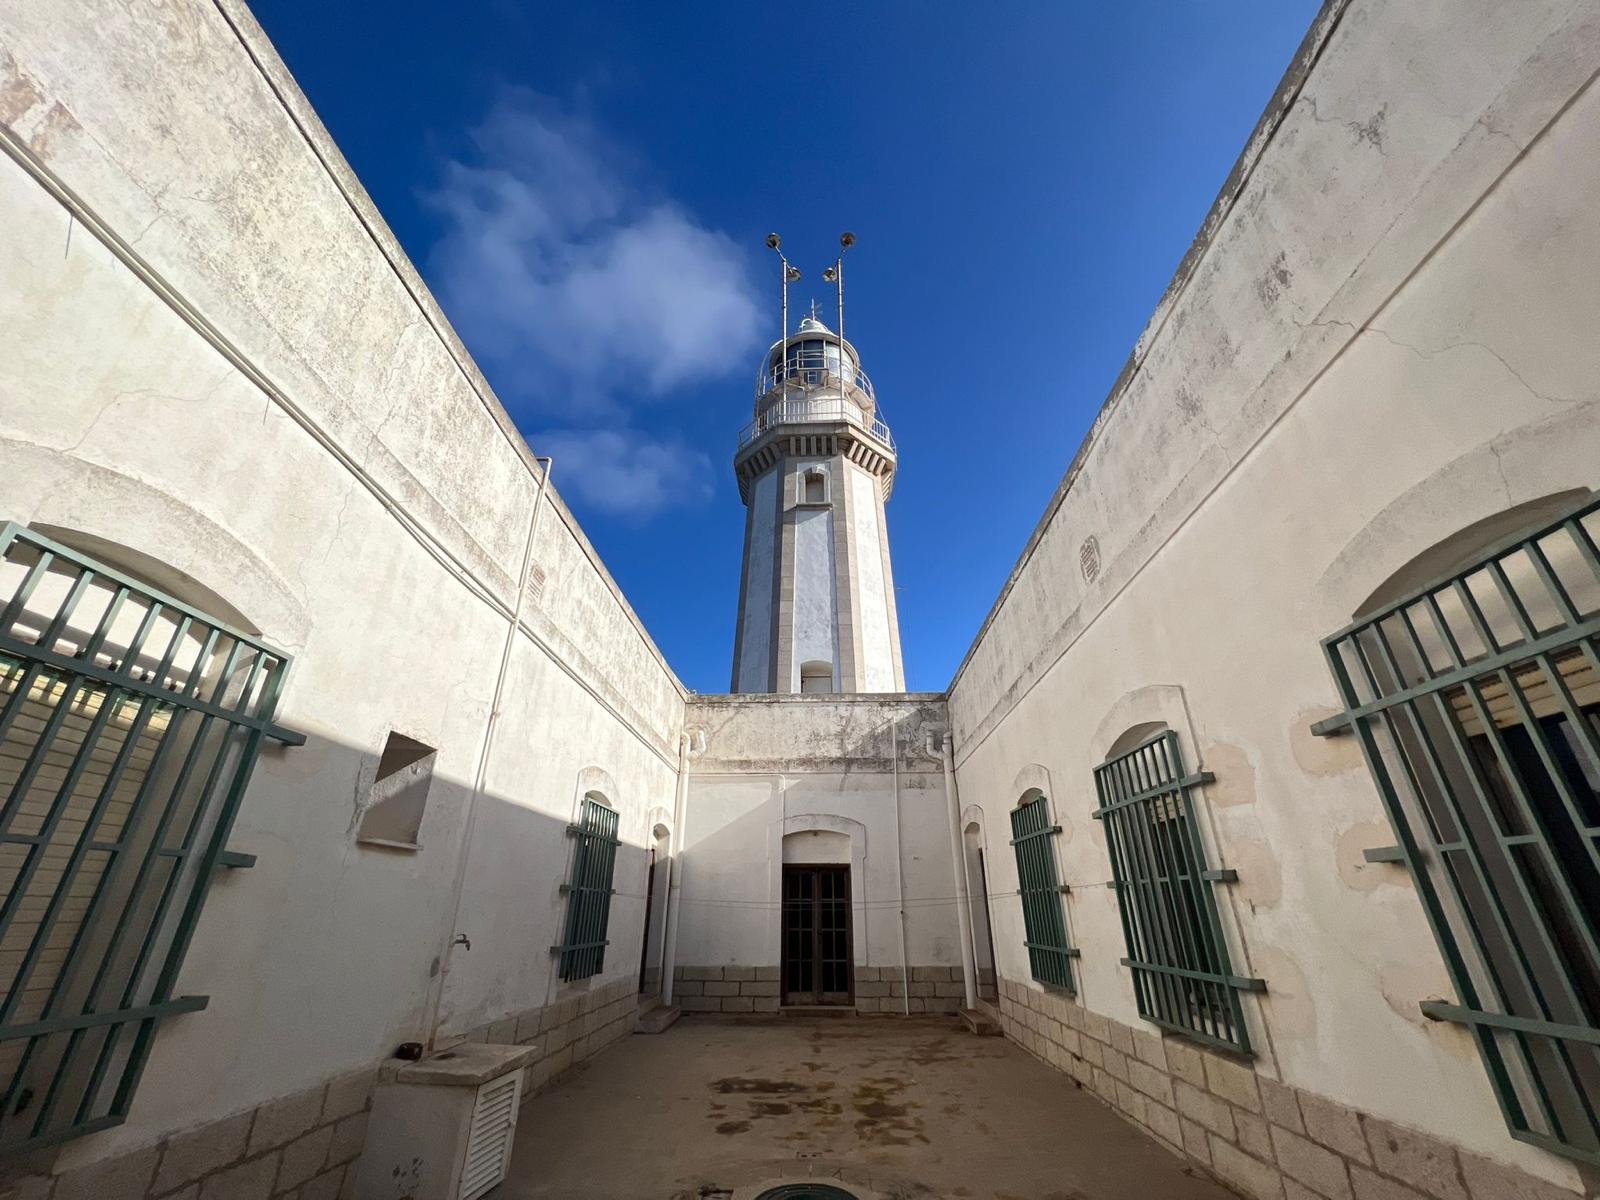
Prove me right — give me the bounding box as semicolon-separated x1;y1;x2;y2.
503;1014;1236;1200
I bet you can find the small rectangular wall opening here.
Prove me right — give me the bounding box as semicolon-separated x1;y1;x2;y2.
357;732;437;850
800;660;835;693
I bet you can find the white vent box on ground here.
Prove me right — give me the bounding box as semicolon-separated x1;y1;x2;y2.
355;1043;535;1200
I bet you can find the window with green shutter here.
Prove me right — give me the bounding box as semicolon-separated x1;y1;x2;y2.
1009;792;1076;990
554;796;620;982
1094;730;1260;1054
0;524;294;1153
1318;494;1600;1164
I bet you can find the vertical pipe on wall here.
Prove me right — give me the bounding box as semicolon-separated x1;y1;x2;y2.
941;732;978;1011
890;713;910;1015
659;730;691;1007
424;456;552;1046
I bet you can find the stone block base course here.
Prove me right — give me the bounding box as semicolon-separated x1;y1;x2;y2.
1;1064;375;1200
672;965;964;1016
994;974;1593;1200
0;978;640;1200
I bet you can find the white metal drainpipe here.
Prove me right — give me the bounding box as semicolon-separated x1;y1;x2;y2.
425;456;553;1047
891;714;910;1015
659;730;691;1007
941;732;978;1011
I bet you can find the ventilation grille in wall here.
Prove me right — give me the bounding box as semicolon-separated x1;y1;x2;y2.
460;1070;521;1200
1079;536;1101;583
526;565;546;606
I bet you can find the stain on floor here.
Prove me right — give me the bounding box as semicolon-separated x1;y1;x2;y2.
504;1015;1240;1200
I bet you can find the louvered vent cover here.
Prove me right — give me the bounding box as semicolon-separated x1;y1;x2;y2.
460;1070;521;1200
1079;536;1101;583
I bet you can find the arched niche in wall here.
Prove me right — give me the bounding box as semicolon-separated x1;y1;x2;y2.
645;805;673;846
1310;420;1596;634
769;813;869;965
16;454;308;650
1009;763;1055;806
31;525;262;636
571;766;621;823
1089;683;1197;764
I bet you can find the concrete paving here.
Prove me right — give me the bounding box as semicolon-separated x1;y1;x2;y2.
503;1015;1237;1200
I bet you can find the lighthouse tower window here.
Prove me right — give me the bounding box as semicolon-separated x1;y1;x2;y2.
800;661;835;693
804;469;829;505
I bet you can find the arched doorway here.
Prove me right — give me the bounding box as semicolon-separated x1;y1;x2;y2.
639;822;672;996
963;819;997;1002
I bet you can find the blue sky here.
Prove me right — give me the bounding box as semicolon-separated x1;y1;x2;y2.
250;1;1321;693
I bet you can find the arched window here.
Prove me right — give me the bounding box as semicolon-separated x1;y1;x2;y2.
0;523;292;1152
1009;790;1075;990
800;660;834;693
1320;492;1600;1160
1093;726;1254;1052
555;792;621;982
803;468;829;505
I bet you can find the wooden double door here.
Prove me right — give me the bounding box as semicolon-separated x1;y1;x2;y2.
781;864;852;1005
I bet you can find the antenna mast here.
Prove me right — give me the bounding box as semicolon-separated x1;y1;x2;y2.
824;231;857;384
765;233;800;385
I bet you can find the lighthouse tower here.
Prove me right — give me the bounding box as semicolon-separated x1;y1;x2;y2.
729;294;905;694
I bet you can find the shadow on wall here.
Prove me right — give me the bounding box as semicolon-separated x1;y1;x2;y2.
0;706;663;1164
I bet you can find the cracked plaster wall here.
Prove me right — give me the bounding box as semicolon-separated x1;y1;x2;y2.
0;0;685;1173
679;695;961;972
945;0;1600;1189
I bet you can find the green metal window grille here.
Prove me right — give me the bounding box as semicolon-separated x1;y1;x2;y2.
1093;731;1259;1054
554;797;620;982
0;523;292;1153
1318;495;1600;1164
1008;793;1076;990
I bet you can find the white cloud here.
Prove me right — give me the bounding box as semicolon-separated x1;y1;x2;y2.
423;89;763;415
535;429;714;518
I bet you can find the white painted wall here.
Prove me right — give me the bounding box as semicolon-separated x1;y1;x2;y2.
678;696;959;971
946;0;1600;1188
791;458;839;689
735;467;778;692
0;0;682;1170
847;464;896;691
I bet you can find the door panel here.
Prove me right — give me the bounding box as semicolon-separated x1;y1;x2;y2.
782;865;851;1005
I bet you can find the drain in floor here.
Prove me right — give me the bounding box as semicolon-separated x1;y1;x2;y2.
752;1187;858;1200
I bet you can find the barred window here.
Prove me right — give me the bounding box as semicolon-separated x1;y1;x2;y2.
1320;494;1600;1164
0;524;291;1153
1008;791;1076;990
1094;729;1259;1054
554;795;620;982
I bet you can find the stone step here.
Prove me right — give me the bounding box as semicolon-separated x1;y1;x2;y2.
779;1004;856;1018
636;1002;681;1034
960;1007;1002;1037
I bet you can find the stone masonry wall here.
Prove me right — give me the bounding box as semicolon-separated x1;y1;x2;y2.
2;1066;376;1200
995;975;1598;1200
674;966;965;1016
0;979;639;1200
447;976;639;1099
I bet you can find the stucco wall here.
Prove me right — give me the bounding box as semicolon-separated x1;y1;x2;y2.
734;467;778;692
0;0;683;1175
679;695;961;979
847;464;897;692
791;492;839;684
945;0;1600;1191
